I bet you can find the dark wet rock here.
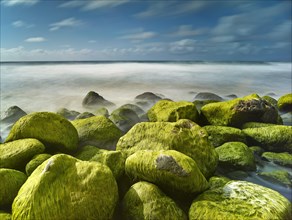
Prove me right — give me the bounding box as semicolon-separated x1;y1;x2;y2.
193;100;219;112
208;176;230;189
94;107;109;117
194;92;223;101
261;152;292;168
258;170;291;187
75;112;95;119
118;104;145;115
56;108;80;120
281;112;292;126
278;93;292;113
134;92;163;109
225;94;238;99
265;92;277;97
224;170;249;180
82;91;115;109
249;146;265;156
1;106;27;124
262;95;278;109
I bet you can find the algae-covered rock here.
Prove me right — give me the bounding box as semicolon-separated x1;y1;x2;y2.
262;152;292;168
208;176;230;189
0;169;27;207
75;112;95;119
194;92;223;101
122;181;187;220
148;100;199;122
0;139;45;170
94;107;109;117
278;93;292;112
259;170;291;187
0;210;11;220
215;142;256;171
262;95;278;108
56;108;80;120
204;125;246;147
281;112;292;126
82;91;115;109
117;119;218;178
241;121;276;129
12;154;118;220
25;153;52;176
119;104;145;115
0;106;27;124
249;146;265;156
201;94;280;127
75;145;125;179
134;92;163;109
125;150;209;194
72;116;122;150
5;112;78;153
243;125;292;153
189;180;292;220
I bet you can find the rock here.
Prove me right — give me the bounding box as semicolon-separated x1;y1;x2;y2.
0;210;11;220
125;150;209;195
118;104;145;115
25;153;52;176
72;116;122;150
201;94;280;127
204;125;246;147
82;91;115;109
225;94;238;99
56;108;80;120
109;107;141;133
208;176;230;189
278;93;292;112
189;180;292;220
148;100;199;123
262;95;278;108
94;107;109;117
241;122;276;129
134;92;162;109
116;119;218;178
122;181;187;220
75;112;95;119
0;106;27;124
0;139;45;170
5;112;79;153
194;92;223;101
12;154;118;220
75;145;125;179
243;125;292;153
249;146;265;156
281;112;292;126
224;170;249;180
261;152;292;168
0;169;27;207
215;142;256;171
193;100;219;112
259;170;291;187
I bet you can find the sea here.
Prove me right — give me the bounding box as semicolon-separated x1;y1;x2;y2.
0;61;291;200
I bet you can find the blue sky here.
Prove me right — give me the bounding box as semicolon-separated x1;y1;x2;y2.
0;0;291;61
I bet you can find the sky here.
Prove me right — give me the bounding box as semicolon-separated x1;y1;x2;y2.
0;0;291;61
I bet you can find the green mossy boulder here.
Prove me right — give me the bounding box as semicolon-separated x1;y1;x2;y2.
122;181;187;220
189;180;292;220
258;170;291;187
243;125;292;153
75;112;95;119
94;107;109;117
193;100;219;112
148;100;199;122
75;145;125;179
125;150;209;195
0;169;27;207
200;94;280;127
12;154;118;220
261;152;292;168
278;93;292;112
249;146;265;156
204;125;246;147
5;112;78;153
72;116;122;150
208;176;230;189
25;153;52;176
0;211;11;220
117;119;218;178
262;95;278;108
215;142;256;171
0;139;45;170
241;122;276;129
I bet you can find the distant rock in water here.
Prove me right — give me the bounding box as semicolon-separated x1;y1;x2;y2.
82;91;115;109
194;92;223;101
1;106;27;124
135;92;162;102
56;108;80;120
225;94;238;99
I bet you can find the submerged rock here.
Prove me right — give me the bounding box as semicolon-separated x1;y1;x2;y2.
118;104;145;116
122;181;187;220
82;91;115;109
134;92;162;109
278;93;292;113
116;119;218;178
5;112;79;153
148;100;199;122
259;170;291;187
56;108;80;120
0;106;27;124
261;152;292;168
75;112;95;119
25;153;52;176
94;107;109;117
189;180;292;220
12;154;118;220
194;92;223;101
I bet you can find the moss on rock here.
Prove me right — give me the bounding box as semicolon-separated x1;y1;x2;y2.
72;115;122;150
215;142;256;171
5;112;78;153
208;176;230;189
147;100;199;122
122;181;187;220
189;180;292;220
0;210;11;220
25;153;52;176
12;154;118;220
278;93;292;112
0;169;27;207
116;119;218;178
261;152;292;168
0;139;45;170
259;170;291;187
125;150;209;194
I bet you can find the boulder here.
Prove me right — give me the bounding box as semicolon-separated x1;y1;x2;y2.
118;104;145;116
122;181;187;220
0;211;11;220
189;181;292;220
249;146;265;156
215;142;256;171
125;150;209;195
75;112;95;119
94;107;109;117
243;125;292;153
261;152;292;168
262;95;278;109
208;176;230;189
0;106;27;124
0;169;27;207
241;122;276;129
193;100;219;112
25;153;52;176
194;92;223;101
278;93;292;112
281;112;292;126
204;125;246;147
116;119;218;178
72;116;122;150
201;94;280;127
225;94;238;99
5;112;79;153
148;100;199;122
0;139;45;170
12;154;118;220
258;170;291;187
56;108;80;120
82;91;115;109
134;92;162;109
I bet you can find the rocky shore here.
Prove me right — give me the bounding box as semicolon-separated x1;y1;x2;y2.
0;91;291;220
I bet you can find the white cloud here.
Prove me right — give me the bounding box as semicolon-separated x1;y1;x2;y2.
49;17;83;31
120;31;156;41
170;25;207;37
1;0;38;6
12;20;34;28
169;39;196;54
88;40;96;43
25;37;47;43
59;0;129;11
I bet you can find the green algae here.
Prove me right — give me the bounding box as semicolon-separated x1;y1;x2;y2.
25;153;52;176
208;176;231;189
0;210;11;220
259;170;291;187
262;152;292;168
278;93;292;112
